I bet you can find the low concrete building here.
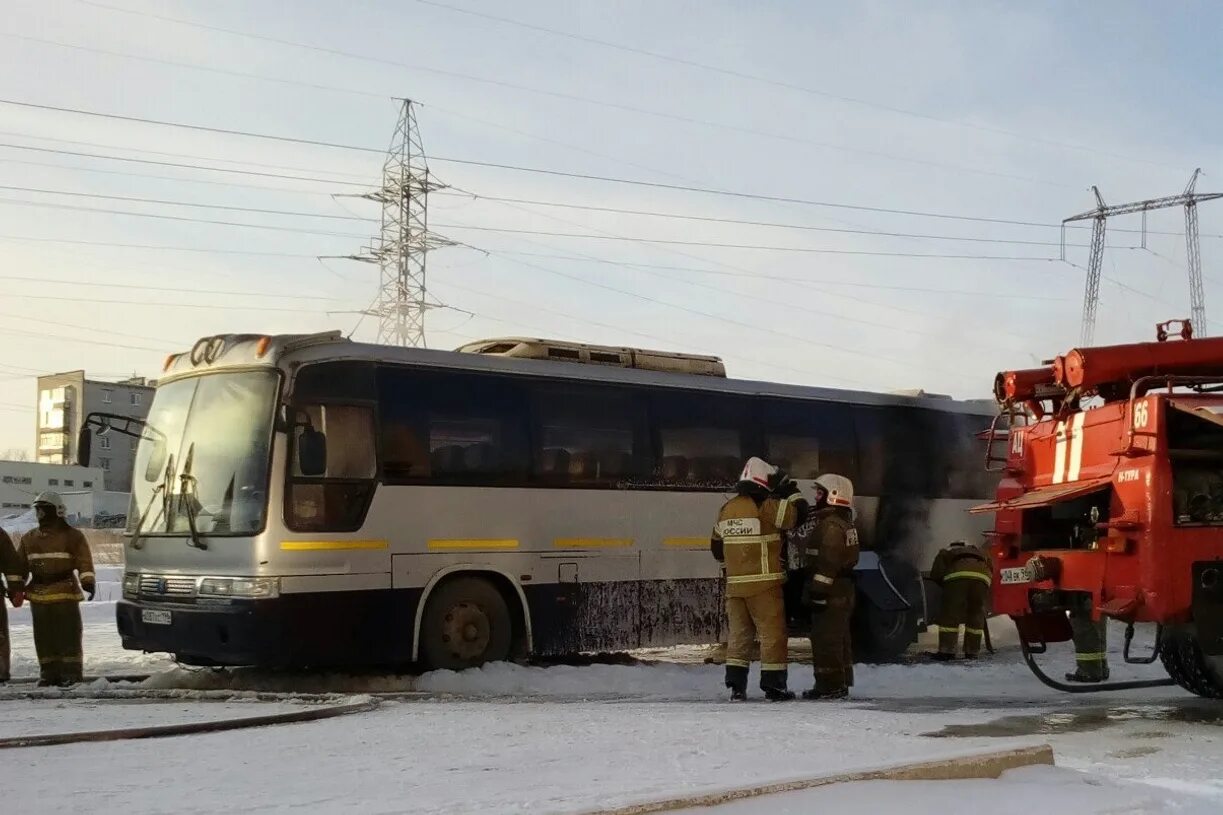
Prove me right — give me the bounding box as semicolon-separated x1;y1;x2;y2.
0;458;124;525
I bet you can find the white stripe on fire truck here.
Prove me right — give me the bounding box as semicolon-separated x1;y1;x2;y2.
1067;411;1086;482
1052;419;1068;485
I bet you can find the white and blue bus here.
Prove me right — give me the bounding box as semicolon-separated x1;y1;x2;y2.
80;333;997;670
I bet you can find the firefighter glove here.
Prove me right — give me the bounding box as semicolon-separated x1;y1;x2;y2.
9;590;23;608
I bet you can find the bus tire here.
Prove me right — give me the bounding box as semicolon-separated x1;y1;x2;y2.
419;576;513;672
853;601;916;663
853;563;921;663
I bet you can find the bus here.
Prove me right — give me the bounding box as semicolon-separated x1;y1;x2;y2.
81;332;998;671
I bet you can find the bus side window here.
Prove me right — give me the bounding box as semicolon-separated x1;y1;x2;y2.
530;385;647;486
651;392;748;488
287;404;377;532
763;400;855;482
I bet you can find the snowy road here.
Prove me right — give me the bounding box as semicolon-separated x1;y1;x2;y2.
3;599;1223;813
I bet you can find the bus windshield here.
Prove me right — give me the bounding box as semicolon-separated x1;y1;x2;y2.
129;370;278;537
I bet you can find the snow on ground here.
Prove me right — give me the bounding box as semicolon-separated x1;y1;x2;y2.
672;765;1220;815
1;697;327;736
4;597;1223;813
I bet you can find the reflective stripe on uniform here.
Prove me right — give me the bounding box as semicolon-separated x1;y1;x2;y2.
775;497;796;528
725;659;750;668
761;663;788;671
720;534;781;545
78;571;95;580
946;571;992;585
5;574;21;583
27;553;71;560
726;572;786;584
964;628;985;636
27;592;82;602
937;626;961;634
812;574;834;585
1076;652;1107;662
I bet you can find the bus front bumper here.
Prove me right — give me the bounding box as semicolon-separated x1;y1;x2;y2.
115;589;418;668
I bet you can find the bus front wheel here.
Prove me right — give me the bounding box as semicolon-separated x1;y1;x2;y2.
419;577;513;672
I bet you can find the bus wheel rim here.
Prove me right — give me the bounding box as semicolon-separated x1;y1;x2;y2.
441;602;491;660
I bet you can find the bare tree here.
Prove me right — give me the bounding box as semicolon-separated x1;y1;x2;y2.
1;448;30;462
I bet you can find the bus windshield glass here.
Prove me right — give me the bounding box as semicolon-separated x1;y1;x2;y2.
129;370;278;537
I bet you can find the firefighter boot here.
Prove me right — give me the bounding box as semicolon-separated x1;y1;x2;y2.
802;686;848;701
760;670;795;702
725;664;749;701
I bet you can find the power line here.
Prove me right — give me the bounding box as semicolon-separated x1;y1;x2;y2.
475;247;973;381
0;155;344;196
411;0;1182;173
0;196;369;238
0;100;1207;235
0;233;317;257
0;182;1123;251
0;184;373;222
0;141;369;187
0;190;1074;259
491;249;1070;301
446;192;1080;248
437;222;1061;260
0;274;343;302
61;5;1074;188
3;291;343;313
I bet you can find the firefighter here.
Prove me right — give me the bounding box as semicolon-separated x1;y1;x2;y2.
928;540;992;661
0;527;25;683
1067;596;1109;683
711;457;807;701
796;474;859;700
17;492;95;687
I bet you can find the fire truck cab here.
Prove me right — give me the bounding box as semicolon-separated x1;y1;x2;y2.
979;321;1223;697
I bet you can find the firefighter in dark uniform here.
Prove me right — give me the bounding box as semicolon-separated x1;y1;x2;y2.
1067;597;1108;682
0;527;25;683
711;457;807;701
796;474;859;700
17;492;95;686
929;540;992;660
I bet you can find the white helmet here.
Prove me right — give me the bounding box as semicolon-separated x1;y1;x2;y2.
738;457;778;490
32;491;66;517
813;474;854;509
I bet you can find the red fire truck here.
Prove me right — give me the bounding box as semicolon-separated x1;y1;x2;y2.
978;320;1223;696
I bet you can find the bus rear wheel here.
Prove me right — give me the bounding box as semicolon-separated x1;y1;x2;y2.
419;577;513;672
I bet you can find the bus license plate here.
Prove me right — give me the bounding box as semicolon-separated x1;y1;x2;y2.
141;609;172;625
999;566;1032;585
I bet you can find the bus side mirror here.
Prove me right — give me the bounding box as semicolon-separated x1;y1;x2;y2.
76;426;91;467
298;428;328;477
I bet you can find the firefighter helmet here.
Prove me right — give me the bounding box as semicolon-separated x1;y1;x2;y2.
32;491;66;517
738;457;778;490
813;474;854;508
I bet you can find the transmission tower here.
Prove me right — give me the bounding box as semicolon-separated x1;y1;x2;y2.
1063;169;1222;346
349;99;453;347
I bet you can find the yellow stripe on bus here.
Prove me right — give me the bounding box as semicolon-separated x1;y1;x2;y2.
428;539;520;551
280;540;389;552
663;537;708;549
554;538;634;549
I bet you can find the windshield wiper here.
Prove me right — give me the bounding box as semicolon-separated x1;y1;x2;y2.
179;442;207;551
130;453;173;552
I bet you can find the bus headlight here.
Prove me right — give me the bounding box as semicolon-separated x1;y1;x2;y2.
123;573;140;600
198;577;280;599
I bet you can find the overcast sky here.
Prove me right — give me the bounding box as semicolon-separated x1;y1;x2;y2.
1;0;1221;455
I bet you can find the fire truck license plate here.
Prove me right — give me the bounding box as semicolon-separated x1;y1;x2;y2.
141;609;172;625
998;566;1032;585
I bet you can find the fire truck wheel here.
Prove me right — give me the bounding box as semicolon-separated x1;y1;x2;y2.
419;577;513;672
1161;626;1223;699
